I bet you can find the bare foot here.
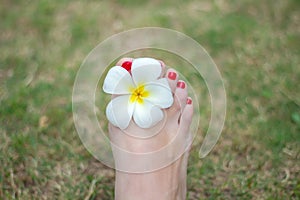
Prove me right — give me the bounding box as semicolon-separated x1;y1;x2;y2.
108;58;193;200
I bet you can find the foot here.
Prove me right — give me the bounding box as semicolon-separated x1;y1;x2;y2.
108;58;194;200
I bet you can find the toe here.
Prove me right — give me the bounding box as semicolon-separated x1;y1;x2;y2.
111;58;133;100
174;80;188;112
116;57;133;66
157;59;166;68
168;80;188;119
117;57;165;78
156;59;166;78
179;97;193;145
165;68;178;93
180;97;193;125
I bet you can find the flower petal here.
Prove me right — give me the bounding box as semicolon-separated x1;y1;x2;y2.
106;95;134;129
131;58;161;85
103;66;135;94
133;101;164;129
144;78;173;108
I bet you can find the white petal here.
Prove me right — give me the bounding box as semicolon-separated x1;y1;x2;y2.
106;95;134;129
144;78;173;108
131;58;161;85
133;101;164;129
103;66;135;94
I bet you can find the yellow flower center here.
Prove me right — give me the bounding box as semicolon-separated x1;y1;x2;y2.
130;85;149;104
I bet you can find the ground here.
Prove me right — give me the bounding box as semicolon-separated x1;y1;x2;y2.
0;0;299;199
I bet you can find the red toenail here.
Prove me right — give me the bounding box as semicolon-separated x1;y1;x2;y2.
187;98;192;104
121;61;132;72
177;81;185;89
168;72;177;80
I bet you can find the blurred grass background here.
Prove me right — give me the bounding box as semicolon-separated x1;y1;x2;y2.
1;0;299;199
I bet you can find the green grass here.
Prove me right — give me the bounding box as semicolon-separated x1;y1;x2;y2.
1;0;299;199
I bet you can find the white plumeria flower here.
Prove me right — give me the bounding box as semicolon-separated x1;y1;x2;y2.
103;58;174;130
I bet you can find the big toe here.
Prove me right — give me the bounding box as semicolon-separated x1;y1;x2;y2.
116;57;133;66
117;57;165;77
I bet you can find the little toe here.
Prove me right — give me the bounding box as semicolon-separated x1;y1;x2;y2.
165;68;178;93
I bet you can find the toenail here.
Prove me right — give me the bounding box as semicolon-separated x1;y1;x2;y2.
177;81;185;89
121;61;132;72
187;98;192;104
168;72;177;80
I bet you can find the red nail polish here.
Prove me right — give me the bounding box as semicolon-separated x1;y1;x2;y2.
121;61;132;72
168;72;177;80
187;98;192;104
177;81;185;89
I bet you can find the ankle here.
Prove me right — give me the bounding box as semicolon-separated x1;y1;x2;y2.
115;166;180;200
